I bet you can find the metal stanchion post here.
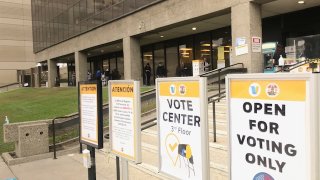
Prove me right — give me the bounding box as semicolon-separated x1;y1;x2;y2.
116;156;120;180
218;70;221;102
52;118;57;159
88;146;96;180
213;101;216;142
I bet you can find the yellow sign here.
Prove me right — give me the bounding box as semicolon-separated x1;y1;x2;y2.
80;84;97;94
79;84;98;145
111;84;134;97
230;80;306;101
159;81;199;97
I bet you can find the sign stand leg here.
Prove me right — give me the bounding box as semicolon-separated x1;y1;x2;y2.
88;146;96;180
116;156;120;180
121;157;129;180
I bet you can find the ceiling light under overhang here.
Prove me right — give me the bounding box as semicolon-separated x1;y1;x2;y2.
298;1;305;4
192;27;197;31
180;48;192;51
160;35;164;38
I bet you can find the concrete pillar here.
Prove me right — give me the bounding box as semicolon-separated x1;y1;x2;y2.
75;51;87;86
231;1;263;73
47;59;57;88
34;67;40;87
123;37;142;81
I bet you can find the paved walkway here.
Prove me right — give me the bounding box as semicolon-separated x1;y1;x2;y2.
0;148;161;180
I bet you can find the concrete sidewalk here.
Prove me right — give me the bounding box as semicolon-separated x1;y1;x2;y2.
1;149;161;180
0;157;15;180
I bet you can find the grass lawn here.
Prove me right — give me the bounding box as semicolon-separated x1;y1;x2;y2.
0;86;153;153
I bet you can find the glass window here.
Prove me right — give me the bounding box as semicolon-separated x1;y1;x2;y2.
112;1;124;18
212;27;231;69
142;47;153;85
74;2;81;35
179;38;193;76
165;41;178;77
116;53;124;80
195;32;211;71
154;43;166;78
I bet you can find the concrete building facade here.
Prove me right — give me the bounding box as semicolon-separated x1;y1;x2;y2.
0;0;34;86
31;0;320;87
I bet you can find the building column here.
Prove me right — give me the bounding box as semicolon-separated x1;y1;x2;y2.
123;37;142;81
75;51;87;86
231;1;263;73
47;59;57;88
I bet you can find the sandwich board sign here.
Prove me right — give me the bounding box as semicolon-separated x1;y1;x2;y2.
156;77;209;180
109;80;141;163
79;81;103;149
226;73;319;180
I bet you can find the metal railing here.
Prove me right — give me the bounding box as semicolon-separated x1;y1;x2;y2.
201;63;245;101
0;82;20;92
208;90;226;142
52;114;81;159
275;59;318;73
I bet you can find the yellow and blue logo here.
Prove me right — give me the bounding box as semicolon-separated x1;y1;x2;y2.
169;84;176;95
248;83;261;97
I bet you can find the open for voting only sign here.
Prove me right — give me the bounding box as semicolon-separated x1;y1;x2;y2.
156;77;209;180
79;81;103;149
226;73;319;180
109;80;141;163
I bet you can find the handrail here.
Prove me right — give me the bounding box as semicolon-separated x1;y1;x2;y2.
52;114;80;159
208;93;226;143
200;63;244;77
208;90;226;101
201;63;245;101
275;60;309;73
0;82;19;89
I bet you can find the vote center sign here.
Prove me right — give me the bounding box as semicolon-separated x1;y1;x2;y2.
157;77;209;180
227;74;318;180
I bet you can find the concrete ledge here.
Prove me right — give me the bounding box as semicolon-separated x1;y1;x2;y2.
3;120;50;143
2;146;80;166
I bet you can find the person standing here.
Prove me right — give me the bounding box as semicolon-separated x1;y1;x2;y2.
156;62;166;78
144;63;151;85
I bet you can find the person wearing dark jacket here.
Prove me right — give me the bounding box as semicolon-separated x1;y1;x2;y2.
156;62;166;78
144;63;151;85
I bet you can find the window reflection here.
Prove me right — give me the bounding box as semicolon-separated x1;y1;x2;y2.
32;0;161;52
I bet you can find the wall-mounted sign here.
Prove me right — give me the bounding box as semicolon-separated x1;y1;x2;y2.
252;36;262;53
79;81;103;149
157;77;209;180
227;73;319;180
109;80;141;163
235;37;248;56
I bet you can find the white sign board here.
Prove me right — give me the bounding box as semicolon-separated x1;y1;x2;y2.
235;37;249;56
252;36;262;53
227;73;319;180
157;77;209;180
79;84;99;147
109;80;141;163
192;60;204;76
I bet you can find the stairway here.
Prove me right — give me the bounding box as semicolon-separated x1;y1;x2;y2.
136;98;229;179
